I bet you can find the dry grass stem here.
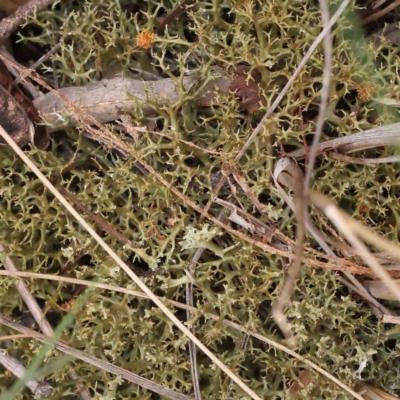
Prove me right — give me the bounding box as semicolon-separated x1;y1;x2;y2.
0;316;196;400
0;269;365;399
326;151;400;165
337;277;394;318
272;162;306;345
58;187;155;265
346;218;400;263
311;191;400;304
119;119;226;156
289;122;400;160
185;208;226;400
0;46;41;99
0;125;262;400
303;0;333;192
273;159;394;318
0;334;45;341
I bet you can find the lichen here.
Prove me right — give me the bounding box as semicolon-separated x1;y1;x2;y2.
1;0;400;399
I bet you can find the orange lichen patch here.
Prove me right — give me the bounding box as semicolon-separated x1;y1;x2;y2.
136;31;157;49
352;80;380;101
62;297;77;312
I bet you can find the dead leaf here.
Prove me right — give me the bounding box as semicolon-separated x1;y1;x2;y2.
0;61;49;148
0;81;31;146
229;65;267;114
33;76;197;129
33;73;232;130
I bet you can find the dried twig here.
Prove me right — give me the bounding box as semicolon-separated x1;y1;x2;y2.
0;316;195;400
215;198;279;243
32;75;199;129
0;124;262;400
0;45;40;99
14;42;61;86
0;269;366;400
272;162;306;345
156;0;196;34
271;0;333;345
362;0;400;24
0;0;55;40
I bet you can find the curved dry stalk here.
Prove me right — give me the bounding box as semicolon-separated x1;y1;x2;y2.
0;125;261;400
0;269;365;400
311;191;400;304
304;0;333;192
0;316;195;400
273;158;394;318
272;163;306;346
346;218;400;263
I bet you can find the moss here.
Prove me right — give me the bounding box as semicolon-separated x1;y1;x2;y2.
1;0;400;398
